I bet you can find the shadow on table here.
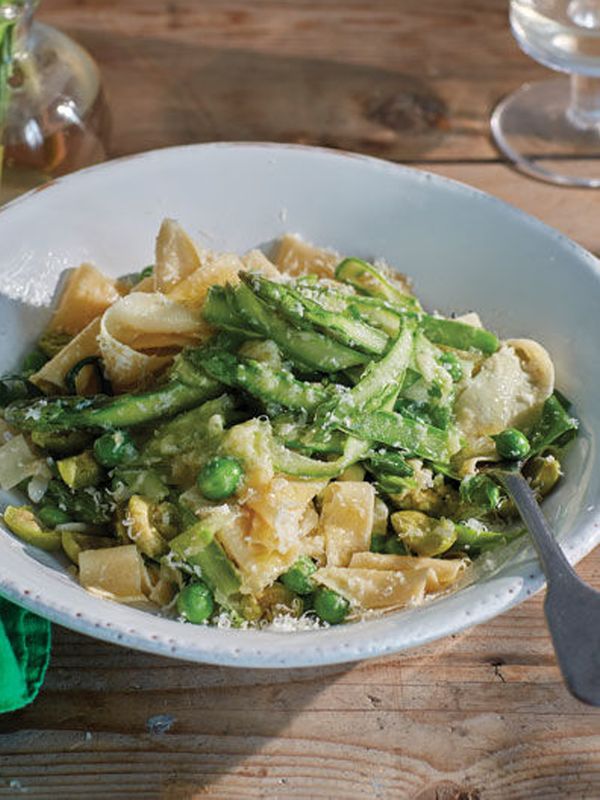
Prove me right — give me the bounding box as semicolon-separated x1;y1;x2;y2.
69;28;449;163
0;625;359;797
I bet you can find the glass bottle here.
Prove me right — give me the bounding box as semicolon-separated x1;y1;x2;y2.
1;0;110;202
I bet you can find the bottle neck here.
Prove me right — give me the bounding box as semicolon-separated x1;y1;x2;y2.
14;0;38;56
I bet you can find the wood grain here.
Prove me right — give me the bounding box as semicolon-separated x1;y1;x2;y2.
38;0;548;162
2;2;600;799
1;550;599;799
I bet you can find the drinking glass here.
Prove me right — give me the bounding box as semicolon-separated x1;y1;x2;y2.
0;0;109;202
492;0;600;187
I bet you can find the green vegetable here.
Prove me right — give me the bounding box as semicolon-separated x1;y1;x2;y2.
245;272;389;354
281;556;317;595
370;533;388;553
221;281;369;372
112;468;169;502
453;524;524;554
384;536;408;555
197;456;244;500
202;285;258;337
335;258;420;311
57;450;104;490
37;505;72;527
332;263;499;353
422;316;499;355
22;349;48;374
459;474;501;510
142;394;237;461
493;428;531;461
46;481;113;525
31;429;92;456
93;430;139;467
138;265;154;281
528;394;579;456
259;583;304;619
391;510;457;556
169;512;242;610
366;450;414;478
438;352;463;382
272;435;367;479
313;587;350;625
3;506;62;551
342;316;415;411
0;376;41;407
197;350;332;412
526;455;562;497
333;409;456;462
4;375;222;432
177;581;214;623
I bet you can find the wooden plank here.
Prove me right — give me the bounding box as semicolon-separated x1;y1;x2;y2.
1;552;599;799
37;0;547;162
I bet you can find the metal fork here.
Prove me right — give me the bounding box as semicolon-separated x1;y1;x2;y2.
493;468;600;706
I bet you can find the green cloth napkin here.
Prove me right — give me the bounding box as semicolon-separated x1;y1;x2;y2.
0;596;50;713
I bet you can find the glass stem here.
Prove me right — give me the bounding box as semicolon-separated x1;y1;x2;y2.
568;74;600;129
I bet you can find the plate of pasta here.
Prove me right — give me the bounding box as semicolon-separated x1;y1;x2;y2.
0;142;598;667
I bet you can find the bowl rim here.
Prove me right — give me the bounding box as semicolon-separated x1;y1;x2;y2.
1;140;599;668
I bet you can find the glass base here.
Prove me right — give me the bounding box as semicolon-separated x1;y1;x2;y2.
491;78;600;188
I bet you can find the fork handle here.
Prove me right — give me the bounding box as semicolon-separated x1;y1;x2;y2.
497;471;600;706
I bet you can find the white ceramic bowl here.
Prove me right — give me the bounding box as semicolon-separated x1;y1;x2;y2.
0;143;599;668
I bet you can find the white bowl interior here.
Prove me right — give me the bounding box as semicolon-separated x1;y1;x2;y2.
0;143;599;667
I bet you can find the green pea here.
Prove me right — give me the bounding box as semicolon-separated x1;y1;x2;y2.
93;430;139;467
176;581;214;623
438;352;463;382
37;505;72;528
197;456;244;501
281;556;317;595
22;349;49;374
313;588;350;625
384;536;407;555
493;428;531;461
370;533;387;553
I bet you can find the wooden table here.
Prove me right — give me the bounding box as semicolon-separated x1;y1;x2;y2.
2;2;600;797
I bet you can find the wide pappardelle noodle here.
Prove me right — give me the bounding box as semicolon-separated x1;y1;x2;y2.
0;221;578;628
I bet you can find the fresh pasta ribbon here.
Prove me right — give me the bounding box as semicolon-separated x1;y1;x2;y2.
48;263;121;335
99;292;205;391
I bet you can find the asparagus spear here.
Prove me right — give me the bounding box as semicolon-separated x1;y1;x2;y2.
335;258;421;311
2;337;228;434
195;349;336;413
201;285;259;337
169;511;242;610
212;282;370;372
4;365;222;433
142;394;239;460
243;273;389;355
333;409;457;462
